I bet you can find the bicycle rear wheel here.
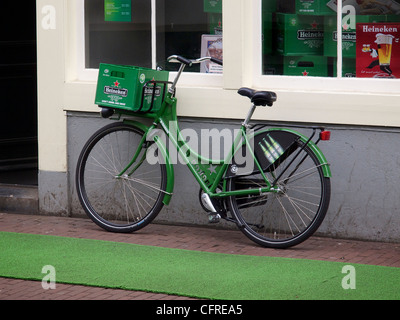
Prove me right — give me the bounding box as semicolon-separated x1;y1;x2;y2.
76;122;167;233
227;139;330;248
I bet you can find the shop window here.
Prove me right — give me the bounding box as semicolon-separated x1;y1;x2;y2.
262;0;400;78
85;0;223;73
85;0;151;69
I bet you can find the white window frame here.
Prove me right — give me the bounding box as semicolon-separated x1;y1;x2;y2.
75;0;223;87
252;0;400;95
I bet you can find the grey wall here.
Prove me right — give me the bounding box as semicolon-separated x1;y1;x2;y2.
65;111;400;243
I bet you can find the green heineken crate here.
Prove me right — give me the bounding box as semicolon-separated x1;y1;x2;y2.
296;0;335;15
204;0;222;13
95;64;169;113
324;15;388;57
276;13;324;56
283;55;328;76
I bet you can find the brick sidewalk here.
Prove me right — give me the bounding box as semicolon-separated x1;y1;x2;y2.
1;212;399;300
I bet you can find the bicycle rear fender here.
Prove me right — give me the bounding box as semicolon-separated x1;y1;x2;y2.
123;119;175;205
256;128;331;178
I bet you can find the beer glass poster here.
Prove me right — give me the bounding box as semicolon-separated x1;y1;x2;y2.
356;23;400;78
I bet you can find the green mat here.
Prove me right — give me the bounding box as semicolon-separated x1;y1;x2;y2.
0;231;399;300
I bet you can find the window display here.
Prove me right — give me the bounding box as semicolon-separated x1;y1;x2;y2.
85;0;151;68
84;0;223;73
262;0;400;78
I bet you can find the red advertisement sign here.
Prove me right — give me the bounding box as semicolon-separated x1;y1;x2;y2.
356;23;400;78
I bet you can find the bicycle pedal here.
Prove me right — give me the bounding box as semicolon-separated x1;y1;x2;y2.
208;213;221;224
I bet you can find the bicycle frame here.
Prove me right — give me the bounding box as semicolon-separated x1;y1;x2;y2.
113;87;331;207
121;93;258;199
105;56;330;206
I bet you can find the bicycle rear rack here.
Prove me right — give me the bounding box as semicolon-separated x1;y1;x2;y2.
250;124;330;145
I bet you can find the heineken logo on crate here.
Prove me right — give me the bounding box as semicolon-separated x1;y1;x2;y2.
297;30;324;40
104;86;128;97
333;31;356;42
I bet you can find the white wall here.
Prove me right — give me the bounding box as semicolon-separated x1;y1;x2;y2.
37;0;67;172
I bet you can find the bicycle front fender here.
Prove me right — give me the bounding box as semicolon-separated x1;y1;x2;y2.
123;119;175;205
252;128;332;178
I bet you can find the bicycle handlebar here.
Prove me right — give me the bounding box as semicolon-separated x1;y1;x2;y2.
167;55;223;66
168;55;193;66
166;55;223;94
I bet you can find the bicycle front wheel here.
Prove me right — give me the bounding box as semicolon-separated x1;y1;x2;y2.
227;139;331;248
76;122;167;233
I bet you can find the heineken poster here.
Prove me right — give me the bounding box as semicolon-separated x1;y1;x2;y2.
356;23;400;78
105;0;132;22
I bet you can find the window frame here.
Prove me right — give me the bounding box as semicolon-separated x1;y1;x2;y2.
75;0;223;87
252;0;400;95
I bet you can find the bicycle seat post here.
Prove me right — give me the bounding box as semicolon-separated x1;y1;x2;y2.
242;104;257;128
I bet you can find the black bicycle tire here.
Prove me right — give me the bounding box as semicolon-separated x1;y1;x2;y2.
227;140;331;249
76;122;167;233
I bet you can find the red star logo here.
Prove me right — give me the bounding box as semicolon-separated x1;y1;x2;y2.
302;70;309;76
310;21;318;29
114;81;120;87
343;23;349;31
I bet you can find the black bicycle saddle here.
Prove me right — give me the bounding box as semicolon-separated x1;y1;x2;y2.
238;87;277;107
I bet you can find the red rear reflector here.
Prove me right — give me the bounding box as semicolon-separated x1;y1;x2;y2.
320;131;331;141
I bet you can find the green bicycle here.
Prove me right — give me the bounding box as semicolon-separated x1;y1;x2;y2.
76;55;331;249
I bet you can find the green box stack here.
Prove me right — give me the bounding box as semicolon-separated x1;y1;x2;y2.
95;64;169;113
272;1;333;76
276;13;324;56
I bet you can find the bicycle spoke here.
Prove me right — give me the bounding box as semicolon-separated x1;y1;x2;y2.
228;135;330;248
76;124;166;232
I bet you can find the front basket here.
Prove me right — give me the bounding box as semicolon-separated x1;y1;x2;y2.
95;64;170;113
